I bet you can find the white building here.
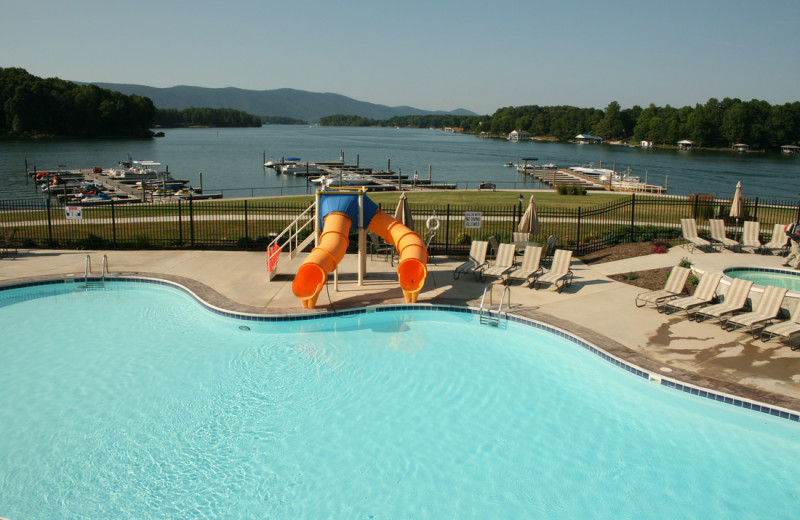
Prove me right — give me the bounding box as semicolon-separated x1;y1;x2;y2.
507;129;530;141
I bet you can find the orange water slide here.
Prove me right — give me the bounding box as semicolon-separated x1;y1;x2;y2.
291;212;351;309
367;210;428;303
291;208;428;309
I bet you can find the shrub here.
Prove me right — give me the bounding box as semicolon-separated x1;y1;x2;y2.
75;234;109;250
556;184;587;196
455;233;471;245
651;239;670;254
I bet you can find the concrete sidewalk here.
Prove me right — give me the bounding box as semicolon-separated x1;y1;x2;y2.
2;244;799;413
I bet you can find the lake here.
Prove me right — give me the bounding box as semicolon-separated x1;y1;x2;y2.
1;126;798;201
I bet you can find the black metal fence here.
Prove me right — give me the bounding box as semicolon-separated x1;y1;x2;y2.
2;194;798;256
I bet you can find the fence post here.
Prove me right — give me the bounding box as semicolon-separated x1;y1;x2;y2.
178;199;183;244
189;196;195;247
244;199;249;239
445;204;451;255
693;194;699;220
629;193;636;243
46;197;53;244
111;200;117;246
576;206;582;255
752;197;759;222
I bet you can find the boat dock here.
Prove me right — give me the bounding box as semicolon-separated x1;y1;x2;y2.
29;167;220;204
524;167;667;194
305;162;457;191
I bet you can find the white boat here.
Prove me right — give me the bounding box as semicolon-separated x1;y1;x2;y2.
110;160;163;180
517;163;558;174
323;174;378;188
569;166;641;183
264;157;301;170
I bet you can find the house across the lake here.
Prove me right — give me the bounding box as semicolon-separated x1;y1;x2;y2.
573;134;602;144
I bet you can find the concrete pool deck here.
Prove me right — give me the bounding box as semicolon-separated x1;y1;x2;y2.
2;244;800;414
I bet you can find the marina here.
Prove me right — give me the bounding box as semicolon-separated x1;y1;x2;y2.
28;160;219;205
2;126;798;202
268;157;457;191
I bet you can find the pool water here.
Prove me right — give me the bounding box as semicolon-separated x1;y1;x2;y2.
1;281;798;519
725;267;800;292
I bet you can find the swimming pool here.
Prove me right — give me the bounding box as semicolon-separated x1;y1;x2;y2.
1;280;799;519
725;266;800;292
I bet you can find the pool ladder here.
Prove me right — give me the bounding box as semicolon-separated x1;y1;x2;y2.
479;284;510;326
83;254;107;290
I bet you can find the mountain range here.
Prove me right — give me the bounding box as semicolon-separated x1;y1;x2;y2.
90;83;479;123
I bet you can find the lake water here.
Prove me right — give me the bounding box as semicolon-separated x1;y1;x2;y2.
1;126;798;201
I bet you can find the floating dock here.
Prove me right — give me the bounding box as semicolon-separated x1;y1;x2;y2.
527;168;667;194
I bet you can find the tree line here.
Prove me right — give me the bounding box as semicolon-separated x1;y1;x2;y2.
154;107;262;128
321;98;800;151
0;67;155;138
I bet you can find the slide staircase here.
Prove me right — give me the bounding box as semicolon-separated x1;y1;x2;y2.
266;201;317;281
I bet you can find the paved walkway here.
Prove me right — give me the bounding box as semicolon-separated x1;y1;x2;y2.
2;244;799;413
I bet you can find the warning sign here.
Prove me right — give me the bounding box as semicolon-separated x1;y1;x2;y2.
65;206;83;220
464;211;482;229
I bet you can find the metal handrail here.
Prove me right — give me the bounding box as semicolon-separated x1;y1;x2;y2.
496;286;511;317
101;254;108;278
479;284;511;326
84;254;91;280
266;201;317;281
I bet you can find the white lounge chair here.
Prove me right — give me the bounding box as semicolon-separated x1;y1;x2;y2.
453;240;489;281
662;272;722;315
709;219;740;252
680;218;713;253
506;245;543;286
761;299;800;348
481;243;516;283
740;221;762;254
762;223;789;256
634;265;691;308
694;278;753;324
533;249;573;292
724;285;787;337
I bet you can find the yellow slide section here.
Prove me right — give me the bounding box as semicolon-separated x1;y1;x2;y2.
368;209;428;304
292;212;351;309
291;209;428;309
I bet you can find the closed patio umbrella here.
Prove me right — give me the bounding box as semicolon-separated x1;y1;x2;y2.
394;192;413;229
730;181;743;221
518;194;540;235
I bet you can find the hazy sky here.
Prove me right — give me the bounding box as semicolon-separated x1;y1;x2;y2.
2;0;798;114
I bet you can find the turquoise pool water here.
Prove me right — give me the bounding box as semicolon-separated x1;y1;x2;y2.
725;267;800;292
1;281;798;519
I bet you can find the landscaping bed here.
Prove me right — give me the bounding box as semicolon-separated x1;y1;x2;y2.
579;241;674;291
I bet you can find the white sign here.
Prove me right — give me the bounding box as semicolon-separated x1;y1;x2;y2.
65;206;83;220
464;211;482;229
